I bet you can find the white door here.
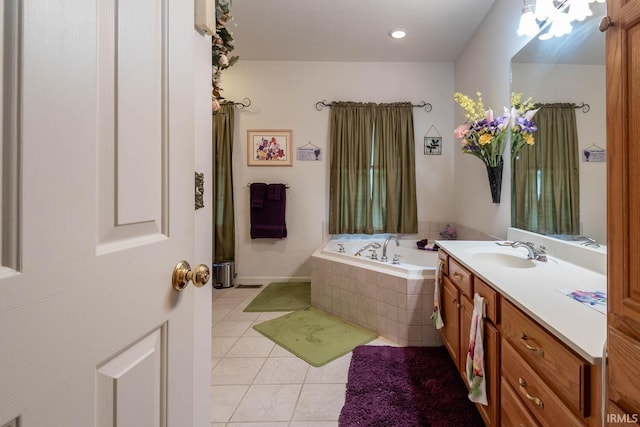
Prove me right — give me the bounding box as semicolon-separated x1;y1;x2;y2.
0;0;211;426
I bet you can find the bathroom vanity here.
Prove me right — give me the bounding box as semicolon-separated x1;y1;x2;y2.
436;238;606;427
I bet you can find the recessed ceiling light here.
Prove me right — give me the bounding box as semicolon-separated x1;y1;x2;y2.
389;29;407;39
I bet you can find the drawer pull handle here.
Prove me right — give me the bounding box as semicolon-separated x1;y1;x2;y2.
453;272;463;281
518;378;544;409
525;392;544;409
520;332;544;357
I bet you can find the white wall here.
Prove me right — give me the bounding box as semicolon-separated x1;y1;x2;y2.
512;63;607;243
454;0;532;239
223;61;455;283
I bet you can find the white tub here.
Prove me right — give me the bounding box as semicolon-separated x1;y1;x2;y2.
315;238;438;278
311;238;441;346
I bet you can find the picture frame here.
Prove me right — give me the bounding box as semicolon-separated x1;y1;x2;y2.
247;129;293;166
424;136;442;155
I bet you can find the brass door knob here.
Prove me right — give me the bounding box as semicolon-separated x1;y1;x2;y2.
172;261;211;291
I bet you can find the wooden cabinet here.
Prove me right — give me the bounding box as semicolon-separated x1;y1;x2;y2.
501;300;591;417
500;299;604;426
438;249;602;427
438;250;500;427
606;0;640;422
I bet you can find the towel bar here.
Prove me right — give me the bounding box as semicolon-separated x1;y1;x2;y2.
246;183;290;188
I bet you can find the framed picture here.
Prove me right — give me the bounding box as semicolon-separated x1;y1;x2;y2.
247;129;293;166
424;136;442;155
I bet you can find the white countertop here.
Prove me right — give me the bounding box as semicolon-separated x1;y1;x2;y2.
435;240;607;364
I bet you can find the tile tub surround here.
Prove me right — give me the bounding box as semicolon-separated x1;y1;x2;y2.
310;255;440;346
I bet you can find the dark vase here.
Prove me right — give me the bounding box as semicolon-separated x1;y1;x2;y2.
485;158;504;204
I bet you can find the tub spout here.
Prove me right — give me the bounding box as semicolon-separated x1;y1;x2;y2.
381;235;399;262
354;242;381;256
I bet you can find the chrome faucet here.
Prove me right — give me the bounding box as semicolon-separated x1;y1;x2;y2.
511;241;547;262
354;242;381;256
575;236;600;248
381;235;399;262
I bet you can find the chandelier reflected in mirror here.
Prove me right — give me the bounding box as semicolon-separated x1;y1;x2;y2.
517;0;606;39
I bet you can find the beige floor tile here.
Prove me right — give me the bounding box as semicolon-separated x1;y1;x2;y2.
212;337;239;358
231;384;302;422
213;307;233;322
213;297;248;310
211;357;266;385
254;357;310;384
212;357;222;370
224;422;288;427
242;323;264;337
304;355;351;384
211;320;254;338
289;422;339;427
292;384;346;422
268;344;296;358
211;384;248;422
226;336;275;358
224;308;263;322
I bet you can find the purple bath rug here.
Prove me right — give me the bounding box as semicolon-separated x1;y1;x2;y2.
339;345;485;427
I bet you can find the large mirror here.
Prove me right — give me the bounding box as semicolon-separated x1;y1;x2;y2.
510;2;606;245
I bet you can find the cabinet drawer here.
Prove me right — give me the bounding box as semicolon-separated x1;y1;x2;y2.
448;257;473;298
437;250;449;276
501;377;541;427
502;340;584;427
501;300;590;417
474;277;499;325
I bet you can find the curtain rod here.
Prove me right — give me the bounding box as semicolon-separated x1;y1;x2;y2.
314;100;432;113
534;101;590;113
222;97;252;109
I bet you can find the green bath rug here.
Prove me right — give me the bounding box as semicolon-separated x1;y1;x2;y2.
243;281;311;312
252;307;378;367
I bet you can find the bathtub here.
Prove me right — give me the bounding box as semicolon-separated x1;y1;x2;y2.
310;238;441;346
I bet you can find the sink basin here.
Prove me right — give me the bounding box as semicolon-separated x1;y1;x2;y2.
471;252;536;269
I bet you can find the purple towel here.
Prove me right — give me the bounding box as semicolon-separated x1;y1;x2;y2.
267;184;282;200
250;183;287;239
250;183;267;208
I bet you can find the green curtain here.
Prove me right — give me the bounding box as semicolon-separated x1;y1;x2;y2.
212;103;235;262
373;103;418;233
329;102;375;234
328;102;417;234
511;103;580;235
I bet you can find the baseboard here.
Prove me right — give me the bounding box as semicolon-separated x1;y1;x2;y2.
234;276;312;286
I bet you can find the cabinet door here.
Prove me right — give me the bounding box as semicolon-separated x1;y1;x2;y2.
440;276;461;366
462;296;500;427
607;0;640;418
481;322;500;427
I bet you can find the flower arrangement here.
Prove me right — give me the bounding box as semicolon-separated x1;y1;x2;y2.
453;92;538;167
212;0;239;112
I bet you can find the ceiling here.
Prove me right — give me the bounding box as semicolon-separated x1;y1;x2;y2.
229;0;496;62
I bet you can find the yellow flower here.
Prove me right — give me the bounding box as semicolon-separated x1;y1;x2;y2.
479;134;493;145
524;134;534;145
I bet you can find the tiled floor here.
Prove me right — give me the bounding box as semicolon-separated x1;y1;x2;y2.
211;286;398;427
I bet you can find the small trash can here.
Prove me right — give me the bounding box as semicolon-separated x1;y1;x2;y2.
213;261;234;289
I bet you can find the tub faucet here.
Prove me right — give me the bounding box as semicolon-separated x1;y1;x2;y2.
381;235;399;262
511;241;547;262
575;236;600;248
354;242;381;256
